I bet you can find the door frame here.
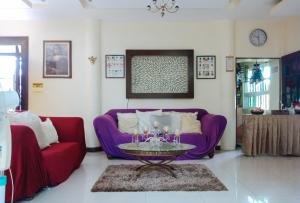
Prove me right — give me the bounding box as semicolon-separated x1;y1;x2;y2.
235;57;281;146
0;37;29;110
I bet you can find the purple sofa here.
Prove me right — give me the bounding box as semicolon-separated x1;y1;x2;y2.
93;109;227;160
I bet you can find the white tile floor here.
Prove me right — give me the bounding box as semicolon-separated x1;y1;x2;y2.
20;150;300;203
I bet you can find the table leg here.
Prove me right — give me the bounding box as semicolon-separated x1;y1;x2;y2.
135;157;177;178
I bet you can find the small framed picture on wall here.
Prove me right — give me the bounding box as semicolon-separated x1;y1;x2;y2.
105;55;125;78
43;40;72;78
226;56;235;72
196;56;216;79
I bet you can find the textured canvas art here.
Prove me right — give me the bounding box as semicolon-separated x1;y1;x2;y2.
126;49;194;98
131;56;188;93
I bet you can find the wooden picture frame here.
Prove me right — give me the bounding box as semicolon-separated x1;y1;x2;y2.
43;40;72;78
105;55;125;78
126;49;194;98
196;56;216;79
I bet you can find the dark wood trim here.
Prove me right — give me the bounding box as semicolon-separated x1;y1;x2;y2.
126;49;194;98
86;147;102;152
43;40;72;79
0;36;29;110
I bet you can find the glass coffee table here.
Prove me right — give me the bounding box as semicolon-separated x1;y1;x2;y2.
118;142;196;178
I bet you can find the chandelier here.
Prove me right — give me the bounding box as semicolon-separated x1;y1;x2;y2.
147;0;179;17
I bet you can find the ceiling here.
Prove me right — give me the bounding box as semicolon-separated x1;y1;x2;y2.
0;0;299;21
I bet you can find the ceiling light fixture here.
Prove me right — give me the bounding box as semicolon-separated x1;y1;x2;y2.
147;0;179;17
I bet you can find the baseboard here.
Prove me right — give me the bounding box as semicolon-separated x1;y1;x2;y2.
215;146;221;150
86;147;102;152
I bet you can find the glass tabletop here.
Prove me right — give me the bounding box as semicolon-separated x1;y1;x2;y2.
118;142;196;152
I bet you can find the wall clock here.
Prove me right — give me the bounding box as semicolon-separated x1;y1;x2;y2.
249;28;267;47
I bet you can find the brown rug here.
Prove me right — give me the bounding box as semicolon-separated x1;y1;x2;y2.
91;164;227;192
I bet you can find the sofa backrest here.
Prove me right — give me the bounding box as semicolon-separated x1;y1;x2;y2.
105;109;208;124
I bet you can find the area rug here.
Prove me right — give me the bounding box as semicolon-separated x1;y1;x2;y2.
91;164;227;192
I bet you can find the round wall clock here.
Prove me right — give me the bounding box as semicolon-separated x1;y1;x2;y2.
249;28;267;47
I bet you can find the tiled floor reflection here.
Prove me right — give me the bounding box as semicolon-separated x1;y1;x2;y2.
19;150;300;203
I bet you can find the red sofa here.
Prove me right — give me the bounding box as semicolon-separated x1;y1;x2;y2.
5;117;86;202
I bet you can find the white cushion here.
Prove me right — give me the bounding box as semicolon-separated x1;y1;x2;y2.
136;110;162;133
167;112;182;133
171;112;202;134
117;113;138;134
7;111;50;149
181;113;202;133
41;118;59;144
150;114;172;132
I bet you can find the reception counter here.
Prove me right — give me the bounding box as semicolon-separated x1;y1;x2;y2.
242;114;300;156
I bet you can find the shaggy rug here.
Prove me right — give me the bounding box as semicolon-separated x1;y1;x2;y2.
91;164;227;192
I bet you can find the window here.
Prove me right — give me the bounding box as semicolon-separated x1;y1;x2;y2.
243;65;271;110
0;37;28;110
0;55;17;90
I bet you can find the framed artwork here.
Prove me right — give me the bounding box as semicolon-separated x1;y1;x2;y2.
43;40;72;78
226;56;235;72
196;56;216;79
105;55;125;78
126;49;194;98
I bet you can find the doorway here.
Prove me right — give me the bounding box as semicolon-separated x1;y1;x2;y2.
0;37;28;110
235;58;281;146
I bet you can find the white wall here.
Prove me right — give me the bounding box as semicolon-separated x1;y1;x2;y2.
284;17;300;55
100;19;299;150
101;20;236;150
235;20;286;58
1;17;300;149
0;20;101;148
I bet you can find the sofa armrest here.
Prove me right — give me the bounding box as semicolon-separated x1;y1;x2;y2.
93;115;131;155
201;113;227;150
6;125;48;202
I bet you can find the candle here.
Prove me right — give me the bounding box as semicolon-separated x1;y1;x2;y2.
153;121;159;128
143;127;149;134
175;129;180;137
163;126;169;133
133;129;138;136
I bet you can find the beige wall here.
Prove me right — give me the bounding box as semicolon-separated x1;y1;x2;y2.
0;20;101;148
101;21;227;113
101;20;236;150
0;17;299;149
284;17;300;55
235;20;286;58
